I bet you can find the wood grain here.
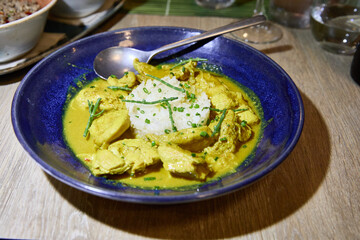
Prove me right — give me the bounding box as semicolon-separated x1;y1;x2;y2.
0;14;359;239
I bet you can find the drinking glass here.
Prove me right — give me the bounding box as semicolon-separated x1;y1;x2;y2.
231;0;282;44
269;0;313;28
310;0;360;54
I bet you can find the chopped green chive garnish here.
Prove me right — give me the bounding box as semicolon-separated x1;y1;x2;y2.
146;74;185;93
241;120;247;127
170;58;208;70
211;109;227;137
151;141;156;147
145;119;150;124
191;153;196;157
233;108;249;112
122;97;178;105
200;131;209;137
144;177;156;181
220;137;227;142
164;129;171;134
83;98;104;137
214;156;219;161
177;107;185;112
165;101;177;132
107;86;132;91
160;103;167;109
143;87;151;94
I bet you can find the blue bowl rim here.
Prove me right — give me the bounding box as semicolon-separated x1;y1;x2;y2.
11;26;304;204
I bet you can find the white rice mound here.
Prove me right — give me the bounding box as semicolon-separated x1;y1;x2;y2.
125;76;210;136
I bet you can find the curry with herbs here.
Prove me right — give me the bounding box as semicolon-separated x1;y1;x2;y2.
63;58;263;189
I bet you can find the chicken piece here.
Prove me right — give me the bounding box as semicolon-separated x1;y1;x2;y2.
204;110;248;172
194;72;250;110
73;81;126;111
89;109;130;147
108;139;160;174
205;111;242;172
194;71;227;97
205;110;238;158
210;92;238;110
236;105;259;126
230;91;248;106
205;152;238;174
167;60;197;81
134;58;198;82
236;122;253;142
107;71;137;88
133;58;168;82
91;149;130;176
158;143;211;180
146;126;215;152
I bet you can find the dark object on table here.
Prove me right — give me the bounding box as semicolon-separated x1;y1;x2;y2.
351;43;360;84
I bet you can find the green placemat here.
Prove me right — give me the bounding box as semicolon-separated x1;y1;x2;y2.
122;0;269;18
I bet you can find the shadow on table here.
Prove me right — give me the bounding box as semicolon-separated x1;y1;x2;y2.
0;66;30;85
47;91;331;239
260;45;293;55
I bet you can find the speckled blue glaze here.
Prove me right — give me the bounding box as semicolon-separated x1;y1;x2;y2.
11;27;304;204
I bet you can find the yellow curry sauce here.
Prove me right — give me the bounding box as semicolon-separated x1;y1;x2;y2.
63;59;263;189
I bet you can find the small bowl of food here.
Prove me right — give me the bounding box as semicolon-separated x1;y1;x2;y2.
50;0;105;18
11;27;304;204
0;0;57;63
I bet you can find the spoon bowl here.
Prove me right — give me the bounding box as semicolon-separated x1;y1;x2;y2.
93;15;266;79
95;47;149;77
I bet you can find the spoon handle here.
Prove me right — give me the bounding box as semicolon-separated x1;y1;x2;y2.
147;15;266;62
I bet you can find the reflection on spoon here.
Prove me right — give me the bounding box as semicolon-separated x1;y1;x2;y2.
93;15;266;79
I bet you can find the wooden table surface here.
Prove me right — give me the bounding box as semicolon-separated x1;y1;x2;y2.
1;12;359;239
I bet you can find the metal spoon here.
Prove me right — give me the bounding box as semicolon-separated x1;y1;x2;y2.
93;15;266;79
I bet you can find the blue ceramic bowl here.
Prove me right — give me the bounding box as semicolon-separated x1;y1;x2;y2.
11;27;304;204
